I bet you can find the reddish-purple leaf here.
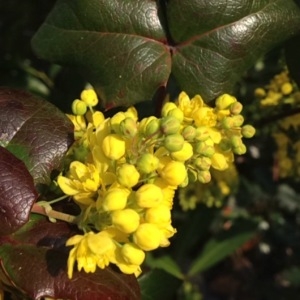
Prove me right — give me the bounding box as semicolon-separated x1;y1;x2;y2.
0;216;140;299
0;87;74;185
0;146;38;236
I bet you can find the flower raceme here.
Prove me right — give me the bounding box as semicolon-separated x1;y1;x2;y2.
58;89;255;278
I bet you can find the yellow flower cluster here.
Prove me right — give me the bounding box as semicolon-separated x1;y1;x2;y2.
179;163;239;210
255;70;295;106
273;114;300;179
57;89;255;278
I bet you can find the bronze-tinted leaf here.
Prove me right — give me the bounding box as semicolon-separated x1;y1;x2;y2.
0;87;73;185
0;146;38;235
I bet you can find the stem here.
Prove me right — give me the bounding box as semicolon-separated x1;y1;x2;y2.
31;203;78;224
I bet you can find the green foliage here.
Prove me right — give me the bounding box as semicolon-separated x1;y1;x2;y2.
2;0;300;299
32;0;300;107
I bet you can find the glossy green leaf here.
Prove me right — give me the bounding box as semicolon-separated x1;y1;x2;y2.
32;0;171;109
139;269;181;300
32;0;300;107
0;87;73;185
188;223;256;276
0;147;38;236
146;254;184;279
169;0;300;101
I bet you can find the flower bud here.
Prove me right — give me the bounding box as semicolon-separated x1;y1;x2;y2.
133;223;161;251
230;102;243;115
145;205;171;224
135;184;163;208
161;102;177;117
119;117;138;138
171;141;193;161
121;243;145;265
182;125;196;141
160;116;181;135
194;140;215;157
215;94;236;110
111;209;140;233
136;153;159;174
110;112;126;133
117;164;140;188
194;156;212;170
195;126;210;141
81;89;98;106
281;82;293;95
197;170;211;183
101;188;130;211
223;115;244;129
211;153;228;171
233;144;247;155
167;108;184;123
230;136;243;148
187;168;198;182
254;88;266;98
241;125;256;138
159;161;187;186
102;134;125;160
145;118;160;136
72;99;87;115
164;134;184;152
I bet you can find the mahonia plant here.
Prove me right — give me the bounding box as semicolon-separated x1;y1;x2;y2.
55;88;255;278
254;69;300;179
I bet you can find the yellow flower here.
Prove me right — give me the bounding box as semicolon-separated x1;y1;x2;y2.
145;205;171;225
135;184;163;208
159;160;187;186
116;164;140;188
121;243;145;266
136;153;159;174
171;141;193;161
133;223;161;251
100;187;130;211
111;209;140;233
66;231;116;279
57;161;100;204
81;89;98;106
102;134;126;160
211;153;229;171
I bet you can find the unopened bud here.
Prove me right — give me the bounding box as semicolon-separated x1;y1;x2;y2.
194;157;212;170
119;117;138;138
195;126;210;141
161;102;177;117
160;116;181;135
117;163;140;188
164;134;184;152
215;94;236;110
167;108;184;123
80;89;98;106
197;170;211;183
194;140;215;157
136;153;159;174
211;153;228;171
230;102;243;115
182;125;196;141
72;99;87;115
102;134;126;160
145;118;160;136
171;141;193;161
242;125;256;138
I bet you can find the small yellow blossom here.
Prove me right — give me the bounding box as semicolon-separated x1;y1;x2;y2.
133;223;161;251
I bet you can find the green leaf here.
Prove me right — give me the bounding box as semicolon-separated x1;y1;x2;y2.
169;0;300;101
32;0;171;109
32;0;300;107
0;147;38;236
139;269;181;300
0;87;73;185
188;222;256;276
146;254;184;279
